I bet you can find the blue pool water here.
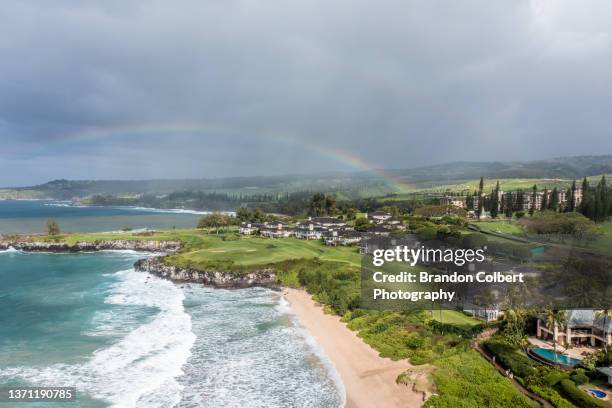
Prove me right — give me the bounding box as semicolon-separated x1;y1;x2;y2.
589;389;607;398
532;347;582;366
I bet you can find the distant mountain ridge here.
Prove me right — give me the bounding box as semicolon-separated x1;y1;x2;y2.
3;155;611;199
387;155;612;182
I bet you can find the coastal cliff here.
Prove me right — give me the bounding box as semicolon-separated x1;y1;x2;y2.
134;257;278;289
0;240;182;252
1;238;278;289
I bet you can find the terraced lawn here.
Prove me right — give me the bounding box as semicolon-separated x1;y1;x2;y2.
425;310;482;329
475;221;525;235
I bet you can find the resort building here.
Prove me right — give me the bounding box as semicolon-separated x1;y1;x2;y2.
309;217;347;229
239;222;261;235
367;211;393;224
323;229;363;246
536;310;612;348
294;222;326;240
440;196;466;208
259;225;294;238
369;224;391;236
462;303;501;322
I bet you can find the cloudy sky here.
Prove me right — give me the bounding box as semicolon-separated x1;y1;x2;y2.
1;0;611;185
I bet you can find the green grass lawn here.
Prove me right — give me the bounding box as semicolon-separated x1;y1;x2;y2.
425;310;481;329
169;235;361;268
475;220;525;235
590;221;612;253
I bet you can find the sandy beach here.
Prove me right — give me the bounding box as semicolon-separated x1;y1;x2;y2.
284;288;424;408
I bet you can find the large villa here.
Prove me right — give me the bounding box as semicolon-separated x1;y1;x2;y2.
536;309;612;348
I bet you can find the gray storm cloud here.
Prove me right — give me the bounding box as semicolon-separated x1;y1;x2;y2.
0;0;611;184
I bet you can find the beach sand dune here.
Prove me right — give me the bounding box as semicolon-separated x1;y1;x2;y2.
284;288;424;408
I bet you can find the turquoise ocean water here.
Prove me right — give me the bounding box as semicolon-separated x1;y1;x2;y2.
0;203;344;407
0;200;205;234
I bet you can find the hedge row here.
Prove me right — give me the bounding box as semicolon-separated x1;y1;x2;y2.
483;340;536;378
429;320;493;338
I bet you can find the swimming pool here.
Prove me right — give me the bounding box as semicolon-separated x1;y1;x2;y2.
589;389;607;399
531;347;582;366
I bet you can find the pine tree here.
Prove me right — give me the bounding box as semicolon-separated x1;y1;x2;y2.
476;177;484;219
490;181;500;218
516;189;524;212
564;187;572;212
529;184;537;215
466;193;474;211
579;178;593;219
550;187;559;211
504;192;513;218
541;188;548;212
594;175;608;222
569;180;577;212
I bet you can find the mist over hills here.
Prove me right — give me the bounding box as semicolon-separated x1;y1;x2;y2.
389;155;612;181
3;155;611;200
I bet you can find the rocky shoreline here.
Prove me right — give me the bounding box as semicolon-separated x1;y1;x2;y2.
0;239;182;252
1;239;278;289
133;257;278;289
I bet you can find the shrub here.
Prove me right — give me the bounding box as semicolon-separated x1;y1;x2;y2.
559;379;609;408
410;349;437;365
483;340;536;378
570;371;588;385
526;384;574;408
543;370;569;387
405;332;424;349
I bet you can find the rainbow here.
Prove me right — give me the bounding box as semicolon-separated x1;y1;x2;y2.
45;121;415;192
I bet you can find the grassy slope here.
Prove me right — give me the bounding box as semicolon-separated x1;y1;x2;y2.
167;235;361;268
475;220;525;235
425;310;481;329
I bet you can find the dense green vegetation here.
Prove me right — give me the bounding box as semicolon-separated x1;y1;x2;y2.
425;351;539;408
483;340;536;378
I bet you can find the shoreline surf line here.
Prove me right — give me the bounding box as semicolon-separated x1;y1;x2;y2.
283;287;424;408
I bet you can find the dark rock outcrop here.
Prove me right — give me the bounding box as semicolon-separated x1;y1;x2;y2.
134;257;279;289
0;240;181;253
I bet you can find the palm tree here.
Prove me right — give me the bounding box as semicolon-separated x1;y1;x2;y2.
544;308;567;358
596;309;612;353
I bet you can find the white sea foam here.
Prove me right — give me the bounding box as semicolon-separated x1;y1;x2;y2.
277;294;347;407
175;286;344;408
43;201;228;215
0;247;19;254
1;269;195;408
